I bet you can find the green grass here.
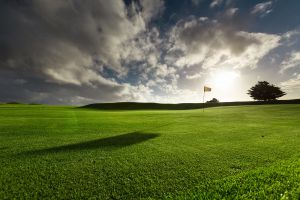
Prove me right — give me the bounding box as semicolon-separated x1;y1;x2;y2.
0;104;299;199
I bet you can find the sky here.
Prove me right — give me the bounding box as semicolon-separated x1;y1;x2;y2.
0;0;300;105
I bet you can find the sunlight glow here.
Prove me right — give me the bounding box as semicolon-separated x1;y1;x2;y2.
204;70;242;102
211;70;240;88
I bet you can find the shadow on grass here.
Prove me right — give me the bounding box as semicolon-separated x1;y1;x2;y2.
23;132;159;155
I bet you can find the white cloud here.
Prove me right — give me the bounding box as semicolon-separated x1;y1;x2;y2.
280;51;300;72
280;74;300;94
168;17;280;70
140;0;165;22
251;1;273;16
186;72;203;80
120;84;154;102
210;0;223;8
225;8;239;17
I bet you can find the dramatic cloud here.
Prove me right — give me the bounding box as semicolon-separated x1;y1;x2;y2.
1;1;144;75
168;17;280;70
0;0;299;104
0;0;164;104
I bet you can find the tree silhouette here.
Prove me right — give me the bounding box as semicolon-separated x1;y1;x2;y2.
248;81;286;101
207;98;219;103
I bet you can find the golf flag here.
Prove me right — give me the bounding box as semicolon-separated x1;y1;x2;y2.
204;86;211;92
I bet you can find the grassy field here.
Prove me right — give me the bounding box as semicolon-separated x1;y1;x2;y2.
0;104;299;199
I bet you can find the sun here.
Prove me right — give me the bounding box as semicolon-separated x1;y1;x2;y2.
210;70;240;88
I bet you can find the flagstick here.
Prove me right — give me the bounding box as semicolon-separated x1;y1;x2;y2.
203;91;205;112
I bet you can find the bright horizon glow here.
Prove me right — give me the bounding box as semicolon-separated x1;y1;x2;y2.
204;70;242;102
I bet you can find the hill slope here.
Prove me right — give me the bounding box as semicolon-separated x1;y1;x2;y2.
82;99;300;110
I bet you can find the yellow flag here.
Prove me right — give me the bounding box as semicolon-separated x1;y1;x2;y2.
204;86;211;92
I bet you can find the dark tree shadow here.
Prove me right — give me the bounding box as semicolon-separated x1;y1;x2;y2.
23;132;159;155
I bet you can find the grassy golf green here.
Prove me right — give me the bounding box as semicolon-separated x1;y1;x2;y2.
0;104;299;199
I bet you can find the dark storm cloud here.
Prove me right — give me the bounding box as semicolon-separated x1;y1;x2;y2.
0;0;142;76
172;17;259;56
0;0;164;104
0;68;127;105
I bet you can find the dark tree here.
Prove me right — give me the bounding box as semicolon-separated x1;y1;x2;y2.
248;81;286;101
207;98;219;103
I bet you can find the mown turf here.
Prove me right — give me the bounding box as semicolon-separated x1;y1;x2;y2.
0;104;299;199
